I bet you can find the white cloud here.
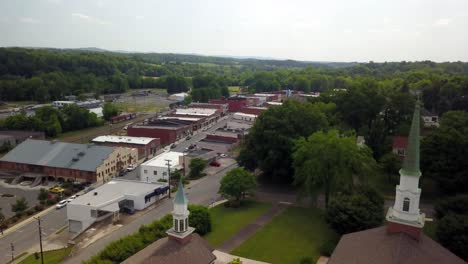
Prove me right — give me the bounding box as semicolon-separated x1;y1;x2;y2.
135;15;145;20
44;0;62;4
19;17;40;24
433;18;452;27
72;13;110;25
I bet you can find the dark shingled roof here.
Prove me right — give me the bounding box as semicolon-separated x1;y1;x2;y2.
122;233;216;264
328;226;465;264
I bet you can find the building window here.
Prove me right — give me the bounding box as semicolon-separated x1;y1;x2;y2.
144;170;147;174
174;219;179;232
179;219;184;232
403;198;410;212
185;218;188;229
163;172;167;176
153;171;157;175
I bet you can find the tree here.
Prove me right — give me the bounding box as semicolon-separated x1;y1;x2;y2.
11;197;28;213
326;187;384;235
436;213;468;261
378;152;401;183
293;130;376;207
165;75;189;94
434;195;468;219
188;205;212;235
238;100;335;183
103;103;119;121
188;158;207;179
37;188;49;204
219;167;257;206
421;111;468;194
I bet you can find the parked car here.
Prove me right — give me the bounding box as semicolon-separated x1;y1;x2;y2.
49;186;65;194
126;164;136;171
186;136;192;140
209;160;221;167
69;194;79;200
220;153;228;158
170;144;177;149
118;170;127;177
120;206;135;214
56;200;68;209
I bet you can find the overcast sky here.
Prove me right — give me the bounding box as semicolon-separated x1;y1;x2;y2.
1;0;467;62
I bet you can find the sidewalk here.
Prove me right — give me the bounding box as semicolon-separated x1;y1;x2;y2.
217;203;288;253
1;203;56;236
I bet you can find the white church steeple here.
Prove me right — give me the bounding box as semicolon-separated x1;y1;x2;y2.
167;178;195;244
386;101;425;240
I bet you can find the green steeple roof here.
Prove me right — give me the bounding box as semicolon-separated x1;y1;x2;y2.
174;178;187;205
400;101;422;177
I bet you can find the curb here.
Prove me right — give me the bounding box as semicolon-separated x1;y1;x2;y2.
2;204;57;236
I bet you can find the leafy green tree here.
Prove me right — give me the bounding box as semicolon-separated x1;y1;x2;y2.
421;111;468;194
378;152;401;183
183;94;192;105
434;195;468;219
239;100;334;183
436;213;468;261
188;158;208;179
188;205;212;235
326;186;384;235
11;197;28;213
293;130;376;207
103;103;119;121
165;74;189;94
37;188;49;203
219;167;257;206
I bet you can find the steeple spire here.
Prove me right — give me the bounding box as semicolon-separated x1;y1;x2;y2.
386;100;425;240
167;177;195;244
400;101;421;177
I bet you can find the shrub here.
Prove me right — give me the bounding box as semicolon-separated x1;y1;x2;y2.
188;158;207;179
299;257;313;264
64;189;72;197
188;205;211;235
434;195;468;219
15;211;24;218
319;238;339;256
26;209;35;216
436;213;468;261
11;197;28;213
35;204;44;212
326;186;384;235
46;199;55;206
37;188;49;202
84;214;173;264
228;258;243;264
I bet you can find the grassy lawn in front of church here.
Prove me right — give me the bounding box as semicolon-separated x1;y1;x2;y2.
231;206;338;264
204;200;272;247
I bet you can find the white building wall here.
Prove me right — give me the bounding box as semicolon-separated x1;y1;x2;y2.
140;164;169;183
67;203;95;233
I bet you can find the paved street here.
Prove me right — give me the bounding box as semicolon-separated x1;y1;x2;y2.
63;162;237;264
0;207;67;264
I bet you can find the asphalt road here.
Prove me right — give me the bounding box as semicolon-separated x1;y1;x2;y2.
63;162;238;264
0;207;67;264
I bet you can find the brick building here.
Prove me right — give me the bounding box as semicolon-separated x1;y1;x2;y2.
0;139;137;184
209;96;249;112
92;135;160;160
128;121;191;146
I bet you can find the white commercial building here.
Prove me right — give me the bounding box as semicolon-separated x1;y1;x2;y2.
233;112;257;122
67;179;168;235
140;151;183;183
175;108;218;117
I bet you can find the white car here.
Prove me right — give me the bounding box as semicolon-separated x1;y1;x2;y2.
69;195;79;200
220;153;228;158
56;200;68;209
126;164;137;171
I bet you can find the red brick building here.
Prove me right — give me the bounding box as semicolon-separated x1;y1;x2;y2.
128;123;190;146
209;96;249;112
239;107;267;116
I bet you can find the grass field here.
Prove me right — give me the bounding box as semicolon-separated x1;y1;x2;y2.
204;201;271;247
228;86;241;95
232;207;338;264
18;247;72;264
115;102;166;113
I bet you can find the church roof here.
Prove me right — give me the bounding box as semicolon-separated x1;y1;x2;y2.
122;233;216;264
328;226;465;264
400;102;421;177
174;178;187;205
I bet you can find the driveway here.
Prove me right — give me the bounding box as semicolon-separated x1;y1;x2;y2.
0;181;40;218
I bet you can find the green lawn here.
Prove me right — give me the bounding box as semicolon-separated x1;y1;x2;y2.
18;247;72;264
204;201;271;247
232;207;338;264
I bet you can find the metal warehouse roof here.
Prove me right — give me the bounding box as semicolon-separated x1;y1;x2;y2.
0;139;114;172
92;135;157;145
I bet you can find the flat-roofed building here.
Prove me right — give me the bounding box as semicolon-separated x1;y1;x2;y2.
128;121;191;146
67;179;168;236
140;151;183;183
233;112;258;122
92;135;160;160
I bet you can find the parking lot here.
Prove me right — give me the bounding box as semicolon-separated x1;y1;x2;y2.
0;181;41;218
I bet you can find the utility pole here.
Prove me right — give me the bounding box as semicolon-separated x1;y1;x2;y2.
34;217;44;264
10;243;14;262
165;159;172;198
